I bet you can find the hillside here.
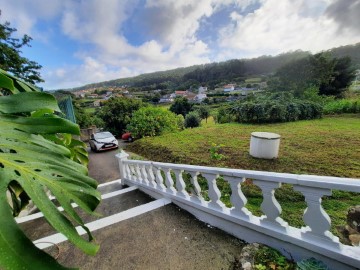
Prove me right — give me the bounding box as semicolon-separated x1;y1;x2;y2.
67;42;360;92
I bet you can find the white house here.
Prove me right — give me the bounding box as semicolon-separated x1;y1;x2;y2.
223;84;235;92
194;93;207;103
198;86;207;94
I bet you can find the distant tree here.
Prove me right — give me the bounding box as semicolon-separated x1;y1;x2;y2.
194;105;210;123
319;56;356;96
0;11;43;84
97;97;144;135
273;52;356;97
184;111;201;128
151;92;161;103
169;97;192;116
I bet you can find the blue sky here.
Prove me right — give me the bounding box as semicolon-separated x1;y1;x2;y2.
1;0;359;90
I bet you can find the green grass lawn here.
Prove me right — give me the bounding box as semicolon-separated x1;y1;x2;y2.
128;114;360;238
245;77;262;83
84;107;96;114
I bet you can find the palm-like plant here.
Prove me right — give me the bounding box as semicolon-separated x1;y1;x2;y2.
0;69;101;269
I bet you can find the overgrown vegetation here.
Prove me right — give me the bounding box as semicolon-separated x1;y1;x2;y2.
97;97;144;136
323;98;360;114
127;106;181;138
254;245;296;270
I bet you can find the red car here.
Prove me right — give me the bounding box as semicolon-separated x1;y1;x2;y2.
121;132;133;142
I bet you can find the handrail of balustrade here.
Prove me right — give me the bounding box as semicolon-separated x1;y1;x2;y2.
122;159;360;192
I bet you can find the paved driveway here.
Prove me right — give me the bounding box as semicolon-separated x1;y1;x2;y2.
87;139;127;184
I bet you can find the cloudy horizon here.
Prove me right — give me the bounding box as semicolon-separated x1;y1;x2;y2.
1;0;359;90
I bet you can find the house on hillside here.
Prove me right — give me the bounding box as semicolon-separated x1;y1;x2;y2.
159;97;174;103
223;84;236;92
194;93;207;103
175;90;188;96
93;100;102;107
88;93;99;98
198;86;207;94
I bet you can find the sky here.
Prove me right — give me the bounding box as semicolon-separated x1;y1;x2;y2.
1;0;359;90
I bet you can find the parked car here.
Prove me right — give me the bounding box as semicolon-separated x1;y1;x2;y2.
89;131;118;152
121;132;133;142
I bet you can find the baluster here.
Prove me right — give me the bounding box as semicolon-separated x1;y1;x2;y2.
140;165;149;185
146;165;156;188
223;176;251;219
154;166;166;191
173;169;189;199
165;168;176;194
202;173;225;211
129;165;137;181
253;180;288;230
135;164;142;183
188;171;205;204
294;185;339;245
125;164;131;180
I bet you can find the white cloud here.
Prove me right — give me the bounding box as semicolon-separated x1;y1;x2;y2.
217;0;360;59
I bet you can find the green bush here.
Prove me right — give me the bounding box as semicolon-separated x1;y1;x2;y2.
176;114;185;130
127;107;179;138
184;111;201;128
214;106;235;123
323;99;360;114
229;100;322;124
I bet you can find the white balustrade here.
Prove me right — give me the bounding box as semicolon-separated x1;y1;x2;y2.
146;165;156;188
202;173;225;211
116;151;360;270
253;180;288;230
223;176;251;219
154;166;166;191
165;168;176;195
188;171;205;204
173;169;189;199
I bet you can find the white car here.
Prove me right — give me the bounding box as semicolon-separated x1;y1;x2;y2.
89;131;119;152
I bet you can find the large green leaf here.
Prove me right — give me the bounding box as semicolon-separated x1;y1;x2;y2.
0;69;39;93
0;92;60;113
1;115;80;135
0;72;16;93
0;91;101;269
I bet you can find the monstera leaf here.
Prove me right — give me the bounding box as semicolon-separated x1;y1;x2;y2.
0;73;101;269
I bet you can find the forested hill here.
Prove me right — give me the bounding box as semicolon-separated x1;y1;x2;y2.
68;42;360;91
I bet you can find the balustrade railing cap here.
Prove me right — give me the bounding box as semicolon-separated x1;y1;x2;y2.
251;132;281;140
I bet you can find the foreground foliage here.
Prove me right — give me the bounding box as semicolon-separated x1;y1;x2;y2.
0;70;101;269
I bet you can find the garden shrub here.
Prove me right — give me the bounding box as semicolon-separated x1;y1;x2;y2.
127;107;179;138
229;99;322;124
176;114;185;130
184;111;201;128
214;106;235;124
323;99;360;114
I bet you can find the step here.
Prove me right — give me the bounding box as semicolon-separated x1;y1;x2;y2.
34;197;172;249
